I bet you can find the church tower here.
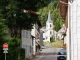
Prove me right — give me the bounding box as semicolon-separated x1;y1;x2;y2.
45;10;54;42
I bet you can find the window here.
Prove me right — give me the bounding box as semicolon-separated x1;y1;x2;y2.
46;37;47;39
50;31;52;35
50;24;52;27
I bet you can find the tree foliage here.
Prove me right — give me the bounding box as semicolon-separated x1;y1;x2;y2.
0;14;7;60
0;0;47;59
7;37;20;60
0;0;47;37
37;0;65;31
5;0;47;29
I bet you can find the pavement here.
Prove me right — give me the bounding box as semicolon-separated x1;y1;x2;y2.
40;44;61;54
31;44;62;60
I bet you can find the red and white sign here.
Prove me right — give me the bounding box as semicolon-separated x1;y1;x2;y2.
3;43;8;48
3;50;8;53
3;43;8;50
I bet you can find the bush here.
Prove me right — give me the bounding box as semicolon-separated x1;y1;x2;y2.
50;40;63;48
20;48;25;60
6;37;20;60
50;37;55;43
50;39;55;43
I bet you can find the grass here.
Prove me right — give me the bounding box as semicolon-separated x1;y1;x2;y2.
50;40;63;48
43;40;64;48
43;42;50;45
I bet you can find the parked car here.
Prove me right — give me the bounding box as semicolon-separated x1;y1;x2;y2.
57;48;67;60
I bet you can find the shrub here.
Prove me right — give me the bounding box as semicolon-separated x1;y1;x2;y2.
50;40;63;48
50;37;55;43
20;48;25;60
6;37;20;60
50;39;55;43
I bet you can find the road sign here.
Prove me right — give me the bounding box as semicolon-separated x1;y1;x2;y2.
3;50;8;53
3;43;8;48
3;48;8;50
3;43;8;60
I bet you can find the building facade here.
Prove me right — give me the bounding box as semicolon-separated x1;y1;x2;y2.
41;11;54;42
60;0;80;60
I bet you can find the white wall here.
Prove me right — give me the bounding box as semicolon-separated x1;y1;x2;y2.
45;23;53;42
21;30;32;46
21;30;32;59
31;24;40;38
68;0;80;60
31;24;40;55
46;23;53;30
31;25;36;37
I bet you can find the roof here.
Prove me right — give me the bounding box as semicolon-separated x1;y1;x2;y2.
57;24;66;34
46;10;53;23
40;27;46;32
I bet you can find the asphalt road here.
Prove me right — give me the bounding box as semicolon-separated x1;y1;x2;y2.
32;55;57;60
31;44;62;60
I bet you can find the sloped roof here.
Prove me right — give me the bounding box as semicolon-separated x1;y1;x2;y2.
57;24;66;34
46;10;53;23
40;27;46;32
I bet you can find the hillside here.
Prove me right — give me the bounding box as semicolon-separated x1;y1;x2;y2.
37;0;65;32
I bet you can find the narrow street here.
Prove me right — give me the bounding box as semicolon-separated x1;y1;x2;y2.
32;55;57;60
31;44;61;60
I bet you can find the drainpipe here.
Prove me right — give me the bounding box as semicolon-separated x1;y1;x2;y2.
33;24;36;55
68;0;73;60
67;2;71;60
68;0;74;60
33;38;36;55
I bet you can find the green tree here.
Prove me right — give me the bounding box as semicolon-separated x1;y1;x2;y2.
0;1;8;59
37;0;65;31
0;0;47;60
0;16;7;60
37;1;60;26
7;37;20;60
0;0;47;38
54;18;61;32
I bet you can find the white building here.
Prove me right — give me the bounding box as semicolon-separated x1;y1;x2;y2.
60;0;80;60
57;24;66;40
41;11;55;42
41;11;66;42
68;0;80;60
21;30;33;59
31;21;42;55
21;21;41;59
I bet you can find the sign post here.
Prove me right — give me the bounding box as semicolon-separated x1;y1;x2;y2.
3;43;8;60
